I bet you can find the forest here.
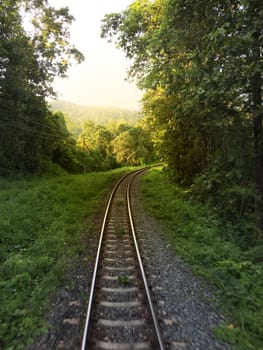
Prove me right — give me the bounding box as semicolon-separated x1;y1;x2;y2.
1;0;262;228
0;0;153;176
50;101;152;170
51;100;141;136
0;0;262;349
101;0;263;231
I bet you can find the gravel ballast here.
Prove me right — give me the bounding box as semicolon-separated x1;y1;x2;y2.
27;172;232;349
130;174;232;350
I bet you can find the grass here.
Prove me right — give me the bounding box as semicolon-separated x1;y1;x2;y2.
141;168;263;350
0;167;131;350
117;275;131;286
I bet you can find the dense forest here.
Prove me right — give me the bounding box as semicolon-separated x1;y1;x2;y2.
2;0;261;229
51;100;141;137
1;0;262;236
0;0;83;175
101;0;263;231
0;1;262;348
1;0;262;231
0;0;153;175
50;101;153;170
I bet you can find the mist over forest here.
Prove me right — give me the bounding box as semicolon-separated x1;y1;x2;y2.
50;100;141;137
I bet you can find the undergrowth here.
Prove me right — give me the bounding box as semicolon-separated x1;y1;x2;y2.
0;168;130;349
141;168;263;350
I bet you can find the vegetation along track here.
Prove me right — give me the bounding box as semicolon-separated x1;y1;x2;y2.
81;168;165;350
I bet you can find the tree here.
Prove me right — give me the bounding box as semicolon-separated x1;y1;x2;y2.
0;0;84;173
78;121;112;156
245;0;263;227
77;121;118;170
25;1;84;97
101;0;262;226
112;125;154;166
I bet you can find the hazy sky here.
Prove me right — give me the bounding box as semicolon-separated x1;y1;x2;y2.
49;0;142;110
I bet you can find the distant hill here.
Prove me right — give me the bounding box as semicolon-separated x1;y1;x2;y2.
50;100;141;138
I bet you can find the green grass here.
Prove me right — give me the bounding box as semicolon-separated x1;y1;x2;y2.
141;168;263;350
0;168;131;349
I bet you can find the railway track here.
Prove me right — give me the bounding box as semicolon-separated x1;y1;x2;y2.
81;168;165;350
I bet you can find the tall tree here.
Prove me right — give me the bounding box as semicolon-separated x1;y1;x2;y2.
101;0;262;225
112;125;153;166
245;0;263;227
0;0;84;172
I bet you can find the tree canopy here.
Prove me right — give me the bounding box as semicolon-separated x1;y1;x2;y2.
0;0;84;173
77;119;155;169
101;0;263;228
50;100;141;138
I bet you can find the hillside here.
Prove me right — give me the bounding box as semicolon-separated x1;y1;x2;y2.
50;100;141;138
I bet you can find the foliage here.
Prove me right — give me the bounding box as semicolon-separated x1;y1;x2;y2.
141;168;263;350
0;168;131;349
48;102;154;171
21;0;84;95
112;124;154;165
51;100;141;138
77;119;155;168
0;0;83;174
117;275;131;286
101;0;263;227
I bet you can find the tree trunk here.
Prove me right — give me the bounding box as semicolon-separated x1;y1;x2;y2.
252;29;263;229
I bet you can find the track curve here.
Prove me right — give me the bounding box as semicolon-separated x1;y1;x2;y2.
81;168;165;350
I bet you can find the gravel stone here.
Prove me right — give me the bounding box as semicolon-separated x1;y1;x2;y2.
27;172;232;349
26;209;104;350
130;174;232;350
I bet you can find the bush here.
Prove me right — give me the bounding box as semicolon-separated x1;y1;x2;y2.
141;168;263;350
0;168;131;348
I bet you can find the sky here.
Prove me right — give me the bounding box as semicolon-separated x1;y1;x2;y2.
48;0;142;110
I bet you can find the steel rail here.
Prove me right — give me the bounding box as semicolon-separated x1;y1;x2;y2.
81;171;132;350
81;167;164;349
127;170;165;350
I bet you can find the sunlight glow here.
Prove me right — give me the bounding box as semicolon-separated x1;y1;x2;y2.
48;0;142;110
